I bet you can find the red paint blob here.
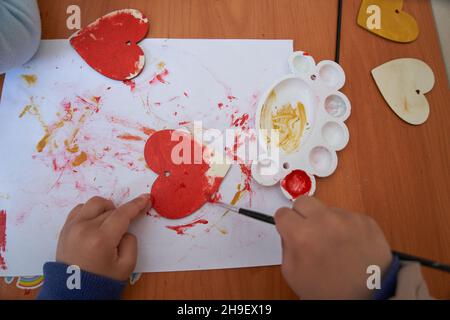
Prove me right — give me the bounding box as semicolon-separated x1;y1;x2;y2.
232;113;249;127
281;170;312;199
0;210;7;270
70;10;149;80
166;219;209;235
210;192;222;203
123;80;136;92
149;69;169;85
144;130;223;219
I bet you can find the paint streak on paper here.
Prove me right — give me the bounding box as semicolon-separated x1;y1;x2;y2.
166;219;209;235
21;74;37;86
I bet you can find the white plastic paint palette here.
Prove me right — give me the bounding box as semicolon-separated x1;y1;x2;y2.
251;51;351;200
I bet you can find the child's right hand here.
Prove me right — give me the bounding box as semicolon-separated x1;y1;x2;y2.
55;194;152;281
275;196;393;299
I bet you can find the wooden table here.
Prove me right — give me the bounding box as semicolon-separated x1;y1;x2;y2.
0;0;449;299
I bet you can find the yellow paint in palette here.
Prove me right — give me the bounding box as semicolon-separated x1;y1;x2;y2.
260;90;307;154
272;102;306;154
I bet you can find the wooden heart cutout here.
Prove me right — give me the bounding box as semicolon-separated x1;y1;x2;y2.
372;58;435;125
357;0;419;43
144;130;228;219
70;9;149;80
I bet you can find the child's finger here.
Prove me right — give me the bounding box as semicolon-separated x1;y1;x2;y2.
117;233;138;277
101;194;152;242
274;207;305;244
66;204;84;223
79;196;116;220
293;196;327;218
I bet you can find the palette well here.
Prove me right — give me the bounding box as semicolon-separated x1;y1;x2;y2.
252;51;351;199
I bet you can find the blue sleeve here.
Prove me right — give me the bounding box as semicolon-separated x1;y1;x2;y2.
0;0;41;73
37;262;126;300
372;255;400;300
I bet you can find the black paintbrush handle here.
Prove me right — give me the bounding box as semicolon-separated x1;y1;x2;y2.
238;208;275;225
392;250;450;273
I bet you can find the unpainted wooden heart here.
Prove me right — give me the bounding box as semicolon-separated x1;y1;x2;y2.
357;0;419;43
70;9;149;80
372;58;435;125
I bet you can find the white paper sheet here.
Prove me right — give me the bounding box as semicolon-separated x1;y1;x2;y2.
0;39;293;276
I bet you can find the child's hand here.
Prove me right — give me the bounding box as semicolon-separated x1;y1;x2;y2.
56;194;152;281
275;196;392;299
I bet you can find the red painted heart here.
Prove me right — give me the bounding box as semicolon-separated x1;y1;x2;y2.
70;9;149;80
144;130;223;219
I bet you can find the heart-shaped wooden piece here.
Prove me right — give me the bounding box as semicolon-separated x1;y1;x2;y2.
372;58;435;125
357;0;419;43
144;130;227;219
70;9;149;80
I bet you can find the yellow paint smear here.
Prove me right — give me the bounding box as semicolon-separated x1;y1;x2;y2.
72;152;88;167
21;74;37;86
157;61;166;70
272;102;306;154
260;90;307;153
36;133;51;153
260;90;277;145
64;140;80;154
230;184;246;206
19;105;32;118
19;100;56;153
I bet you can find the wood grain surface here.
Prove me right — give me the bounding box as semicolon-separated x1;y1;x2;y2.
0;0;448;299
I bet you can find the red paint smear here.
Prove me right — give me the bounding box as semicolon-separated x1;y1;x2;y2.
240;164;252;192
149;69;169;85
209;192;222;203
225;133;244;162
117;134;143;141
281;170;312;199
0;210;7;270
218;103;224;109
179;121;190;126
75;181;87;192
141;127;155;136
144;130;223;219
70;11;148;80
62;101;73;121
231;113;249;128
227;95;237;101
166;219;208;235
183;91;189;98
93;96;101;104
123;79;136;92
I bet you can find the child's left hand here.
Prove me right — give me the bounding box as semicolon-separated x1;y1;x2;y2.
55;194;152;281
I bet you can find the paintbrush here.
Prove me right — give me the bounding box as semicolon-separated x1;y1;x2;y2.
215;202;275;225
215;202;450;273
